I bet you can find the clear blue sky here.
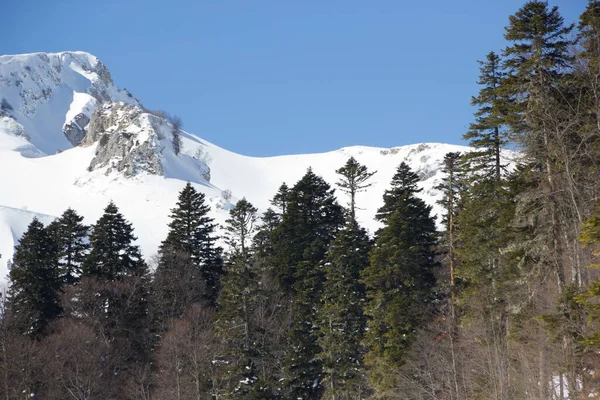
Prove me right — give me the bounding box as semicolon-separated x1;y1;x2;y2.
2;0;585;156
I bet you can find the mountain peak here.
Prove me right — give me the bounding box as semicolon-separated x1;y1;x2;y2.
0;50;139;155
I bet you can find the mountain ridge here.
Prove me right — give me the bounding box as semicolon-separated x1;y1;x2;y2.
0;51;512;279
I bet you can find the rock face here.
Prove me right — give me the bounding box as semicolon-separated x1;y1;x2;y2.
0;51;140;153
85;102;163;177
63;113;90;146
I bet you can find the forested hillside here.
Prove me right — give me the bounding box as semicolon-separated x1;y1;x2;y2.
2;1;600;399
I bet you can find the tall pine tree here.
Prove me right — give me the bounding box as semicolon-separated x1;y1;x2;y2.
8;218;61;337
318;219;371;399
47;208;89;285
361;162;438;394
83;201;145;281
335;157;376;222
217;199;271;398
463;51;510;182
271;168;344;399
157;182;224;307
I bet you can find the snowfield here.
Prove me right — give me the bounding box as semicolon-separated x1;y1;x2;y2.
0;51;515;281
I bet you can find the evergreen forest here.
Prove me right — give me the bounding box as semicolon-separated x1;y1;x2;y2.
4;1;600;399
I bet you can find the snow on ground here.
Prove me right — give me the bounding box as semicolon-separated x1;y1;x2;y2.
0;116;475;281
0;51;137;155
0;50;516;284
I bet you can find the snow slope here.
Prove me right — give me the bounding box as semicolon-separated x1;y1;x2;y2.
0;51;516;281
0;51;138;154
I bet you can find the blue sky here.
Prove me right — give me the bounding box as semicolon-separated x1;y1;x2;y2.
2;0;585;156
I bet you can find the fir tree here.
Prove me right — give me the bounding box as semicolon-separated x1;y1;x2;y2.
271;168;344;398
272;169;344;291
47;208;89;285
159;182;224;306
217;199;270;398
8;218;61;337
252;208;280;260
503;0;574;164
79;202;151;363
271;183;289;215
335;157;376;222
463;51;510;181
361;162;438;393
435;152;464;321
83;201;145;281
318;220;371;399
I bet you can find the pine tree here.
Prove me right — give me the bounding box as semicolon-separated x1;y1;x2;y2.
503;0;574;172
463;51;510;181
435;152;464;321
78;202;151;364
361;162;438;393
335;157;376;222
271;168;344;398
47;208;89;285
159;182;224;306
83;201;145;281
272;169;344;291
271;183;289;215
318;220;370;399
217;199;270;398
7;218;61;337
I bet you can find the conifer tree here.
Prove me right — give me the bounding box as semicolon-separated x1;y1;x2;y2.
335;157;376;221
47;208;89;285
272;169;344;291
318;219;370;399
271;168;344;398
435;152;464;320
8;218;61;337
361;162;438;393
271;183;289;215
252;208;280;259
83;201;144;281
79;202;151;364
463;51;510;181
158;182;224;306
503;0;574;172
217;199;269;398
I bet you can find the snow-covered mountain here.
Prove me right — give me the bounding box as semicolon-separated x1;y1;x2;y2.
0;51;500;279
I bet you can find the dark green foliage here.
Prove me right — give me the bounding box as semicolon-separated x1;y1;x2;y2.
336;157;376;221
435;152;465;230
502;0;574;142
217;199;270;398
579;1;600;66
252;208;280;259
270;169;344;398
160;182;224;306
318;220;371;399
83;201;145;281
224;198;258;256
375;161;420;223
47;208;89;285
361;162;438;392
8;218;61;337
464;51;510;181
271;183;289;214
272;169;344;291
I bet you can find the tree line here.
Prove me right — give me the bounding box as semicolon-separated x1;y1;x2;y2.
4;1;600;399
0;152;440;399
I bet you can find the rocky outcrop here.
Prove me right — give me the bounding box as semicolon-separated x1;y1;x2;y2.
63;113;90;146
85;102;162;177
